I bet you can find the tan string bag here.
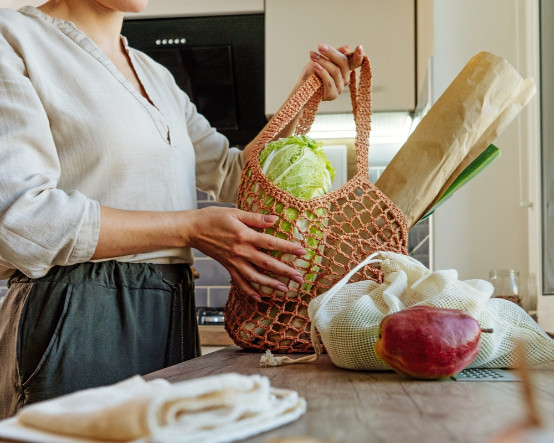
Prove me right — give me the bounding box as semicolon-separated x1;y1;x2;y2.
224;55;409;353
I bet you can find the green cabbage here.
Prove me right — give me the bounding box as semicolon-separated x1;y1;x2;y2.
260;135;336;199
257;135;336;295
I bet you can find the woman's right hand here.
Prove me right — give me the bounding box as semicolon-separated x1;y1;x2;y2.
92;206;305;302
184;206;307;302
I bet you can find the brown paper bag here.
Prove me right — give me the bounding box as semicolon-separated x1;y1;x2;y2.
375;51;536;229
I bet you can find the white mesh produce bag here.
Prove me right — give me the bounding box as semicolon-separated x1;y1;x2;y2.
261;251;554;371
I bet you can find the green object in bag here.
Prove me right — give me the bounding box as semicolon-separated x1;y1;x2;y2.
420;143;500;221
256;135;336;292
259;135;336;199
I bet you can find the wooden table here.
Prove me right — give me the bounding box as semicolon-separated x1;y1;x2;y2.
145;346;554;443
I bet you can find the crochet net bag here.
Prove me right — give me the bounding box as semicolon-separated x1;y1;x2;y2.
224;56;409;352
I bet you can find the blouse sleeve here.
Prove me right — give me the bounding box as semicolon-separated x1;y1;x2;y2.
183;91;245;204
0;34;100;278
128;47;246;205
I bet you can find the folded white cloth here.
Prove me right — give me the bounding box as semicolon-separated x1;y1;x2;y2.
0;373;306;443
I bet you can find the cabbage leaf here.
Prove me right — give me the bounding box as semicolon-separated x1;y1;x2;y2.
256;135;336;295
260;135;335;200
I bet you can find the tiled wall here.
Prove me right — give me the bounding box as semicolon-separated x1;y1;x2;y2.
408;217;431;268
0;195;430;308
192;190;235;308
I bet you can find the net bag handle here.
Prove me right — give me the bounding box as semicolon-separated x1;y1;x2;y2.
248;55;372;178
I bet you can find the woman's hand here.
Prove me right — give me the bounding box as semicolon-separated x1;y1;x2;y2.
93;206;305;302
298;43;365;101
186;207;307;302
242;43;365;159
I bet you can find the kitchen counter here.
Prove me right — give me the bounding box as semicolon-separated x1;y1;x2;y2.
145;346;554;442
198;325;235;346
198;325;235;355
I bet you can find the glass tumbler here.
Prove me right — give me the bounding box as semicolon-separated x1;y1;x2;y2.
488;269;522;306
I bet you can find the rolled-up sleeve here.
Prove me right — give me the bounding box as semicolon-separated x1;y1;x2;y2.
0;36;100;278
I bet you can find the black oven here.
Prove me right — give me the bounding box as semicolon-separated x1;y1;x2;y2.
122;14;266;148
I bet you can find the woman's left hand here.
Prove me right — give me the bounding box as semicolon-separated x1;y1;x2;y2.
298;43;365;101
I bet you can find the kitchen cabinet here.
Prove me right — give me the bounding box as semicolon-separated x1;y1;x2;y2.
1;0;264;16
265;0;416;116
127;0;263;18
1;0;42;8
198;325;234;346
199;327;231;353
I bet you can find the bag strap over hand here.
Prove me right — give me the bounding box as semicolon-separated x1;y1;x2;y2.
249;55;373;178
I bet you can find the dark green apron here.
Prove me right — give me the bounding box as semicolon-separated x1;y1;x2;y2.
0;261;200;419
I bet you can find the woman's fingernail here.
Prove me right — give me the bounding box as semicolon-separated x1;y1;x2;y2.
264;214;278;223
310;51;321;60
319;43;329;52
358;45;363;54
314;62;323;72
292;275;304;284
277;284;289;293
294;248;307;256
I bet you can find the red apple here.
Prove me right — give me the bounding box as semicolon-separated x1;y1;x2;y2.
375;306;486;379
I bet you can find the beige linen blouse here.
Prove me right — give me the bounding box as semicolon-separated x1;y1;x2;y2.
0;6;244;279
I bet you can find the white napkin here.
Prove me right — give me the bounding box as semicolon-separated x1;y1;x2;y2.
0;373;306;443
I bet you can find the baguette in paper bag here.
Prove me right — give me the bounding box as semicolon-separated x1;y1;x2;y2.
376;51;536;228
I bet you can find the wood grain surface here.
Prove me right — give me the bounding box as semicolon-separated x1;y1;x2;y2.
198;325;235;346
144;347;554;443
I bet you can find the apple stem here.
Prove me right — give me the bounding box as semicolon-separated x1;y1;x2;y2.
481;328;494;333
